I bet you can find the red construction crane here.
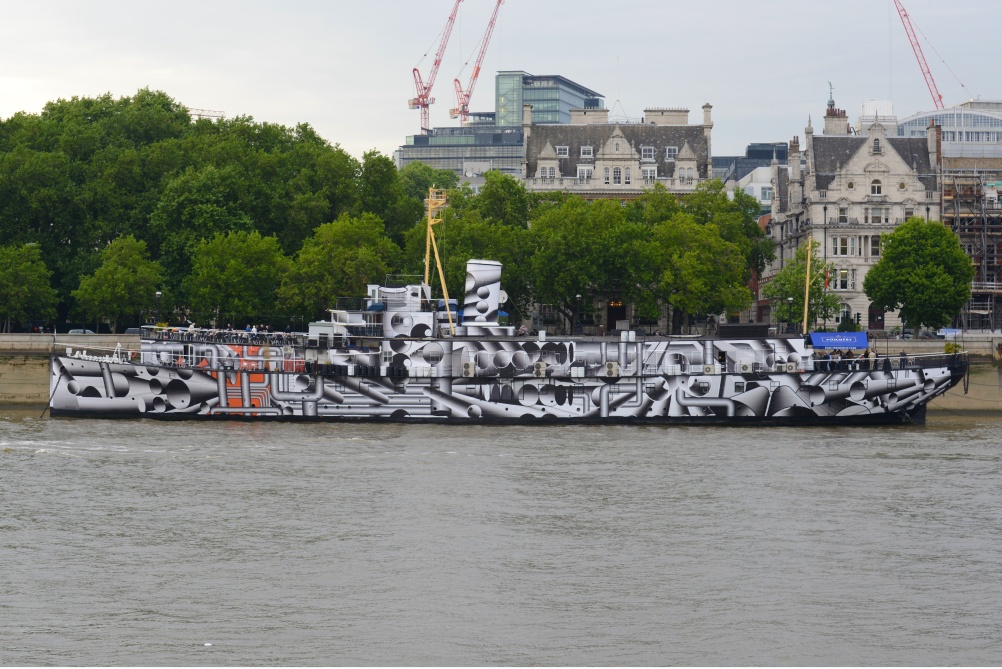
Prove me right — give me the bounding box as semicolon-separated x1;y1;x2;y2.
409;0;464;134
893;0;944;110
450;0;504;124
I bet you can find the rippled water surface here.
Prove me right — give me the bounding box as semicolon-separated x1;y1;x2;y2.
1;410;1001;665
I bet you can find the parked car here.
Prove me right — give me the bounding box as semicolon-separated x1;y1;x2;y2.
68;329;95;335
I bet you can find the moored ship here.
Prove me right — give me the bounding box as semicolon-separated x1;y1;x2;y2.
48;258;967;424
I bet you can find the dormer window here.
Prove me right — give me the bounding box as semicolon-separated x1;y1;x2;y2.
872;138;881;153
871;179;882;195
581;146;594;158
615;142;620;153
641;146;654;161
556;146;569;158
665;146;678;161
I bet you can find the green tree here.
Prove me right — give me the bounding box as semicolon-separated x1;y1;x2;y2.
279;214;401;318
0;243;57;332
149;164;255;289
761;240;841;331
647;215;752;332
863;218;974;332
477;170;530;227
71;235;163;333
529;198;648;328
681;180;774;277
184;231;290;326
398;161;459;201
357;151;419;245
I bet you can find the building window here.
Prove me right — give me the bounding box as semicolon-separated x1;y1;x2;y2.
581;146;594;158
851;269;857;290
577;166;593;182
556;146;569;158
838;207;848;223
604;167;610;185
613;167;622;185
665;146;678;161
548;167;556;179
871;180;882;195
873;138;881;153
871;235;881;256
615;142;620;153
761;186;773;201
642;167;657;184
838;269;849;290
847;181;855;190
850;237;856;256
904;207;914;219
624;168;631;185
839;237;849;256
898;181;906;191
641;146;654;161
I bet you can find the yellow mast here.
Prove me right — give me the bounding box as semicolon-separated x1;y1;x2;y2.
802;238;812;334
425;188;455;335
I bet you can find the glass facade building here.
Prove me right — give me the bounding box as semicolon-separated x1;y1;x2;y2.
496;71;603;127
897;101;1002;158
397;71;603;176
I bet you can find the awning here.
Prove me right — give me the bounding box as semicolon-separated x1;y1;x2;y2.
809;332;869;349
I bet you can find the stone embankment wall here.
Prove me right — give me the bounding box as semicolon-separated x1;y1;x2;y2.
1;334;140;406
0;333;998;411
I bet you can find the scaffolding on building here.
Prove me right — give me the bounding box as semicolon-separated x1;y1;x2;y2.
942;170;1002;330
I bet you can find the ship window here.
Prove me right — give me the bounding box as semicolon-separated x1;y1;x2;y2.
734;382;745;393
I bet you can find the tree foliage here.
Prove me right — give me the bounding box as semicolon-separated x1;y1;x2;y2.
71;235;163;333
184;231;290;326
279;214;402;318
761;240;842;330
863;218;974;331
0;88;780;331
0;243;57;332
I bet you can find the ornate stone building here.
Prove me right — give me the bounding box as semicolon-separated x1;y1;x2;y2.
763;98;941;331
521;103;713;200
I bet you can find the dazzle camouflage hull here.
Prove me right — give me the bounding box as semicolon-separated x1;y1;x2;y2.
48;260;966;424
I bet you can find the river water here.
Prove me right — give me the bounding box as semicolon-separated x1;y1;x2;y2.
1;410;1000;666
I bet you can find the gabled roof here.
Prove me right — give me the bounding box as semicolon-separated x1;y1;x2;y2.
811;137;865;190
525;123;708;179
811;136;937;191
886;138;937;191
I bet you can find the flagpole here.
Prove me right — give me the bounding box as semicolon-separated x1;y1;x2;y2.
802;238;812;334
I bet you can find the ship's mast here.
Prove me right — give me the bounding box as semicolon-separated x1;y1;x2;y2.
425;188;455;335
802;238;812;335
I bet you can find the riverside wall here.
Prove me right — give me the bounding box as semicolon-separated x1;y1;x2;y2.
0;333;998;411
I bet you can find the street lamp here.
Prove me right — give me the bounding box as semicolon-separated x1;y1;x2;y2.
575;294;582;335
787;297;794;334
156;291;162;326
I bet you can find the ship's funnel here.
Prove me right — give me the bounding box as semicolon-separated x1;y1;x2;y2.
463;260;502;326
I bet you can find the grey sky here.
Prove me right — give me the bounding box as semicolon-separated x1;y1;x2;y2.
0;1;991;160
